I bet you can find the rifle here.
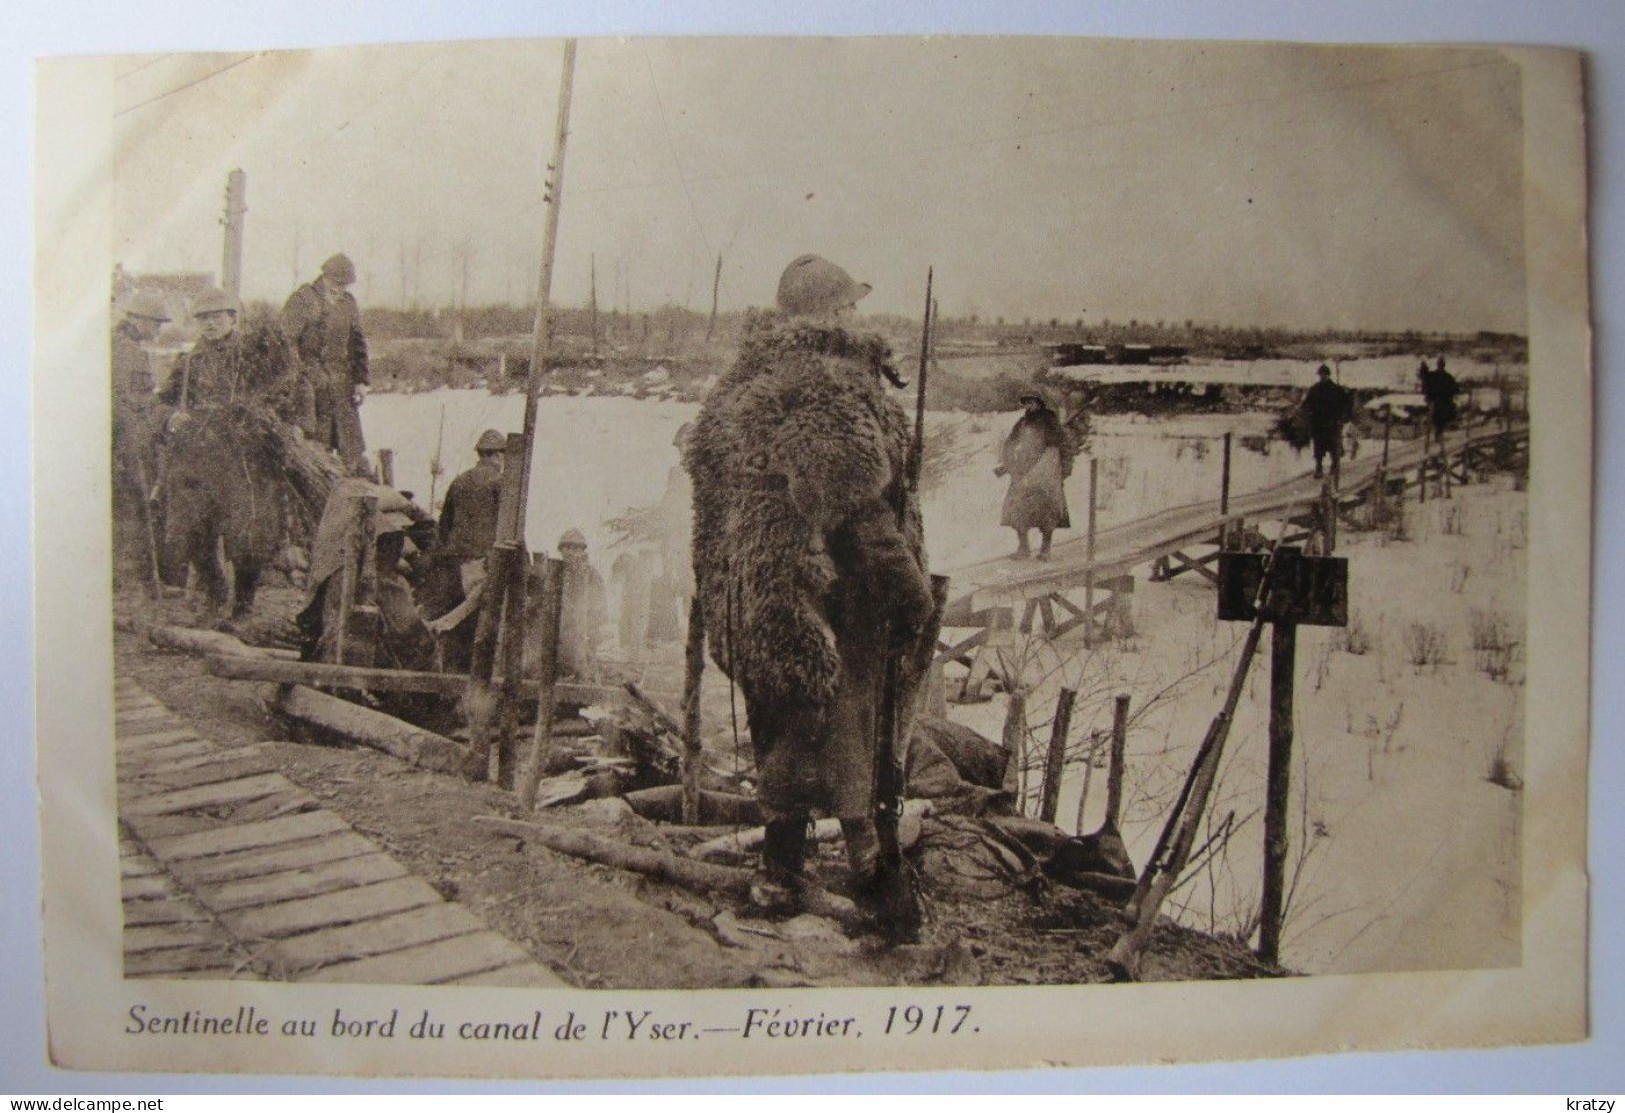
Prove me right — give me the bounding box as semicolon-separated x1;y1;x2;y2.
428;403;447;512
1103;509;1295;979
872;266;933;944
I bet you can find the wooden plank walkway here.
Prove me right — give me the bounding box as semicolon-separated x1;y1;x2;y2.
944;422;1526;613
115;676;566;988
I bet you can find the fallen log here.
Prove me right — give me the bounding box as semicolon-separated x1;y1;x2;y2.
692;818;845;862
273;684;476;777
690;802;934;863
624;785;763;826
473;816;862;927
148;625;298;661
204;653;654;707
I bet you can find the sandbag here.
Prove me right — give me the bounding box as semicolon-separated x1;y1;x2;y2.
913;816;1045;900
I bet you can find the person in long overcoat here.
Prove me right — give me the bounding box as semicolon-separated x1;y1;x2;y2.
282;252;369;470
996;392;1071;560
1419;356;1460;445
687;254;940;921
1303;364;1354;480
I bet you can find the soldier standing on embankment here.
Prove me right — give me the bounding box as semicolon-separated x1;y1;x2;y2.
282;253;369;471
687;254;938;923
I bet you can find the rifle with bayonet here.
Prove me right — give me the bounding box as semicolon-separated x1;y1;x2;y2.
871;267;935;944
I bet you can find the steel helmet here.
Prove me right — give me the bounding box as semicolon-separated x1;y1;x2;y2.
775;254;871;317
190;287;240;317
558;527;588;550
474;429;506;454
124;290;171;323
321;253;358;285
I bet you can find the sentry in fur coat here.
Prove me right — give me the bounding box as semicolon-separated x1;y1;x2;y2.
688;312;941;819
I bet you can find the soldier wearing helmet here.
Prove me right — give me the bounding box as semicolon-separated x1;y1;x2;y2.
437;429;508;567
556;527;608;680
282;252;370;469
687;254;939;927
775;253;873;318
159;287;250;414
113;290;169;403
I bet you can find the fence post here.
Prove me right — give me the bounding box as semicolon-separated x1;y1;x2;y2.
1105;693;1131;830
1084;457;1099;643
1258;621;1298;965
1002;689;1028;810
1038;688;1076;824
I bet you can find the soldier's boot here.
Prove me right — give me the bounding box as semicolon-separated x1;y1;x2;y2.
750;815;810;915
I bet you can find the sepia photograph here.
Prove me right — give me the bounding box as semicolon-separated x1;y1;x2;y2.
28;26;1593;1082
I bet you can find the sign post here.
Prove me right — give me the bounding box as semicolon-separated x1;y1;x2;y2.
1216;545;1346;964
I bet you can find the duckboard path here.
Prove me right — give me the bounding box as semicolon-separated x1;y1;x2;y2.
115;675;568;987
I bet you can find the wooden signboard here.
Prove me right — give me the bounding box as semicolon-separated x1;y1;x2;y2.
1216;547;1348;627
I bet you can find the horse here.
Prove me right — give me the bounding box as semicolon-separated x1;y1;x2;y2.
159;402;338;623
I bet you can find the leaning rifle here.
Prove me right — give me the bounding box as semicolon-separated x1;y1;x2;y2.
872;266;934;944
1103;508;1297;979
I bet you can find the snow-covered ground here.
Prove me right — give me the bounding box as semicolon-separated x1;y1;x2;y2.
361;391;1524;976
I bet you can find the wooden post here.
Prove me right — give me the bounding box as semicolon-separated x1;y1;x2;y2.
464;438;527;781
376;448;394;487
1258;620;1297;965
494;435;530;785
589;253;599;357
220;169;247;301
1105;693;1130;830
1220;431;1232;516
348;493;381;667
706;253;721;342
1038;687;1076;824
1084;457;1099;643
1381;408;1392;470
514;39;578;547
332;494;363;665
1001;689;1028;807
680;596;706;824
494;551;529;789
518;557;566;810
1320;481;1337;554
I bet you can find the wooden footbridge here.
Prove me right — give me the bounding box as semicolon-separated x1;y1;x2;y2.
936;421;1528;693
116;675;567;986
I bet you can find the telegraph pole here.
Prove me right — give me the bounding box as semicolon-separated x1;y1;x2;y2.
513;38;580;808
220;169;247;300
589;253;599;356
706;253;722;340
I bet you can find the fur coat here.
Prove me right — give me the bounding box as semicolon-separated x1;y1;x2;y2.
688;315;939;811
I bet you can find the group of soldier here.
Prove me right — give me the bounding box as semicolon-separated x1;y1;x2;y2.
113;252;370;517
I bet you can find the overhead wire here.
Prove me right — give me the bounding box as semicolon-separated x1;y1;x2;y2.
527;54;1507;203
115;54;172;83
114;52;259;118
